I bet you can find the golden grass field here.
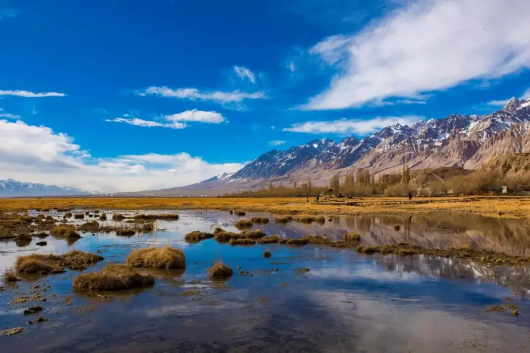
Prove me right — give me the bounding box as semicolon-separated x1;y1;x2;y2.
1;196;530;219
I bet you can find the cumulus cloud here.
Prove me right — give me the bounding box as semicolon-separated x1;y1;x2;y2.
0;119;243;192
0;90;66;98
0;108;20;119
139;86;266;104
283;116;423;135
305;0;530;109
233;66;256;83
269;140;286;146
105;110;225;129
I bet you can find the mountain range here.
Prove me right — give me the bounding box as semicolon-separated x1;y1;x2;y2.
138;96;530;196
0;179;93;197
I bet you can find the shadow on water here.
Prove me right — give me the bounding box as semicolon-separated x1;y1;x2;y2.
1;209;530;352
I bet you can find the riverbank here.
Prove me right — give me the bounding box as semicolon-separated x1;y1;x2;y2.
0;196;529;219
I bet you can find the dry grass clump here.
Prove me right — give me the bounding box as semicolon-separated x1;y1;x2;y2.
257;235;281;244
209;261;233;280
263;251;272;258
240;229;266;239
213;227;225;234
344;233;361;243
73;264;155;292
99;214;107;221
184;231;214;243
229;238;256;246
274;216;294;224
15;250;103;274
235;219;253;229
214;231;244;242
61;250;104;271
303;235;328;244
251;217;269;224
279;238;309;246
50;225;81;239
77;221;100;232
3;268;20;283
142;223;154;232
64;212;73;218
233;210;246;216
74;214;84;219
134;213;179;220
127;246;186;269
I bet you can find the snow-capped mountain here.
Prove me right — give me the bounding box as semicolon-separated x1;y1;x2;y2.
199;172;235;184
0;179;93;197
223;97;530;181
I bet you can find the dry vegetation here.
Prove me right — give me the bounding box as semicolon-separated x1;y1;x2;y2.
229;238;256;246
126;246;186;269
73;264;155;291
257;235;281;244
16;250;104;274
235;219;253;229
133;213;179;220
184;230;214;243
214;231;244;242
50;225;81;239
240;229;266;239
209;261;233;279
250;216;269;224
3;268;20;283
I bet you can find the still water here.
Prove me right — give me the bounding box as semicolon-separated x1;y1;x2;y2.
1;210;529;352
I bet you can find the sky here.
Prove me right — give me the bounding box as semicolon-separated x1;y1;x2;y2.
1;0;530;193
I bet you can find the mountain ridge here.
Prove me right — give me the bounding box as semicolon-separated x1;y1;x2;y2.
0;179;94;197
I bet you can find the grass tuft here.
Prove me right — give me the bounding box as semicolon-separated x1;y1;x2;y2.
250;217;269;224
73;264;155;291
344;233;361;243
184;231;214;243
257;235;281;244
235;219;253;229
126;246;186;269
208;261;233;280
240;229;266;239
50;225;81;239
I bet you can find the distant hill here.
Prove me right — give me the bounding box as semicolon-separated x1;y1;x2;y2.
480;153;530;175
0;179;93;197
409;167;473;187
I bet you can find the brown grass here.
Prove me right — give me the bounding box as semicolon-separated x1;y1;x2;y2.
184;231;214;243
64;212;73;218
74;214;84;219
73;264;155;292
296;215;326;224
240;229;266;239
142;223;154;232
208;261;233;280
233;210;246;216
235;219;253;229
77;221;100;232
251;217;269;224
15;250;103;274
133;213;179;220
99;214;107;221
303;235;328;244
15;233;32;242
116;229;136;236
344;233;361;243
214;231;244;242
126;246;186;269
229;238;256;246
213;227;225;234
50;225;81;239
257;235;281;244
112;214;125;221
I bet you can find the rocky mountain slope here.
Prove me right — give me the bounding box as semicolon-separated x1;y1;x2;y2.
0;179;93;197
139;97;530;195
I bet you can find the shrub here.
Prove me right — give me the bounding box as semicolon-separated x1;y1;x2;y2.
257;235;281;244
73;264;155;291
240;229;266;239
344;233;361;243
112;214;125;221
208;261;233;280
251;217;269;224
127;246;186;269
50;226;81;239
184;231;214;243
274;215;294;224
229;238;256;246
235;219;253;229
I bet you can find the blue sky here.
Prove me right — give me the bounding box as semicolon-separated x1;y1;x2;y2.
1;0;529;192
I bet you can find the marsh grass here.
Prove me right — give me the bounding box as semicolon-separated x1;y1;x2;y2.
16;250;103;274
251;217;269;224
213;227;225;234
257;235;281;244
184;231;214;243
116;229;136;236
209;261;233;280
126;246;186;269
280;238;309;246
263;251;272;258
133;214;179;220
214;231;244;242
73;264;155;292
3;268;20;283
50;225;81;239
303;235;328;244
240;229;266;239
234;210;246;216
74;214;84;219
274;216;294;224
297;215;326;224
77;221;100;232
112;214;125;221
344;233;361;243
15;233;32;242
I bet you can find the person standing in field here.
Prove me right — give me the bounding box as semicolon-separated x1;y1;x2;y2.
408;192;412;201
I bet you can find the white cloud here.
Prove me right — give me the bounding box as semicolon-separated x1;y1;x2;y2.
139;86;266;104
0;119;243;192
269;140;286;146
305;0;530;110
0;108;20;119
165;110;225;123
283;115;423;135
105;117;186;129
233;66;256;83
105;110;225;129
487;99;510;107
0;90;65;98
287;61;296;72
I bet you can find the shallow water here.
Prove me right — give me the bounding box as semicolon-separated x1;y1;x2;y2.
1;210;530;352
